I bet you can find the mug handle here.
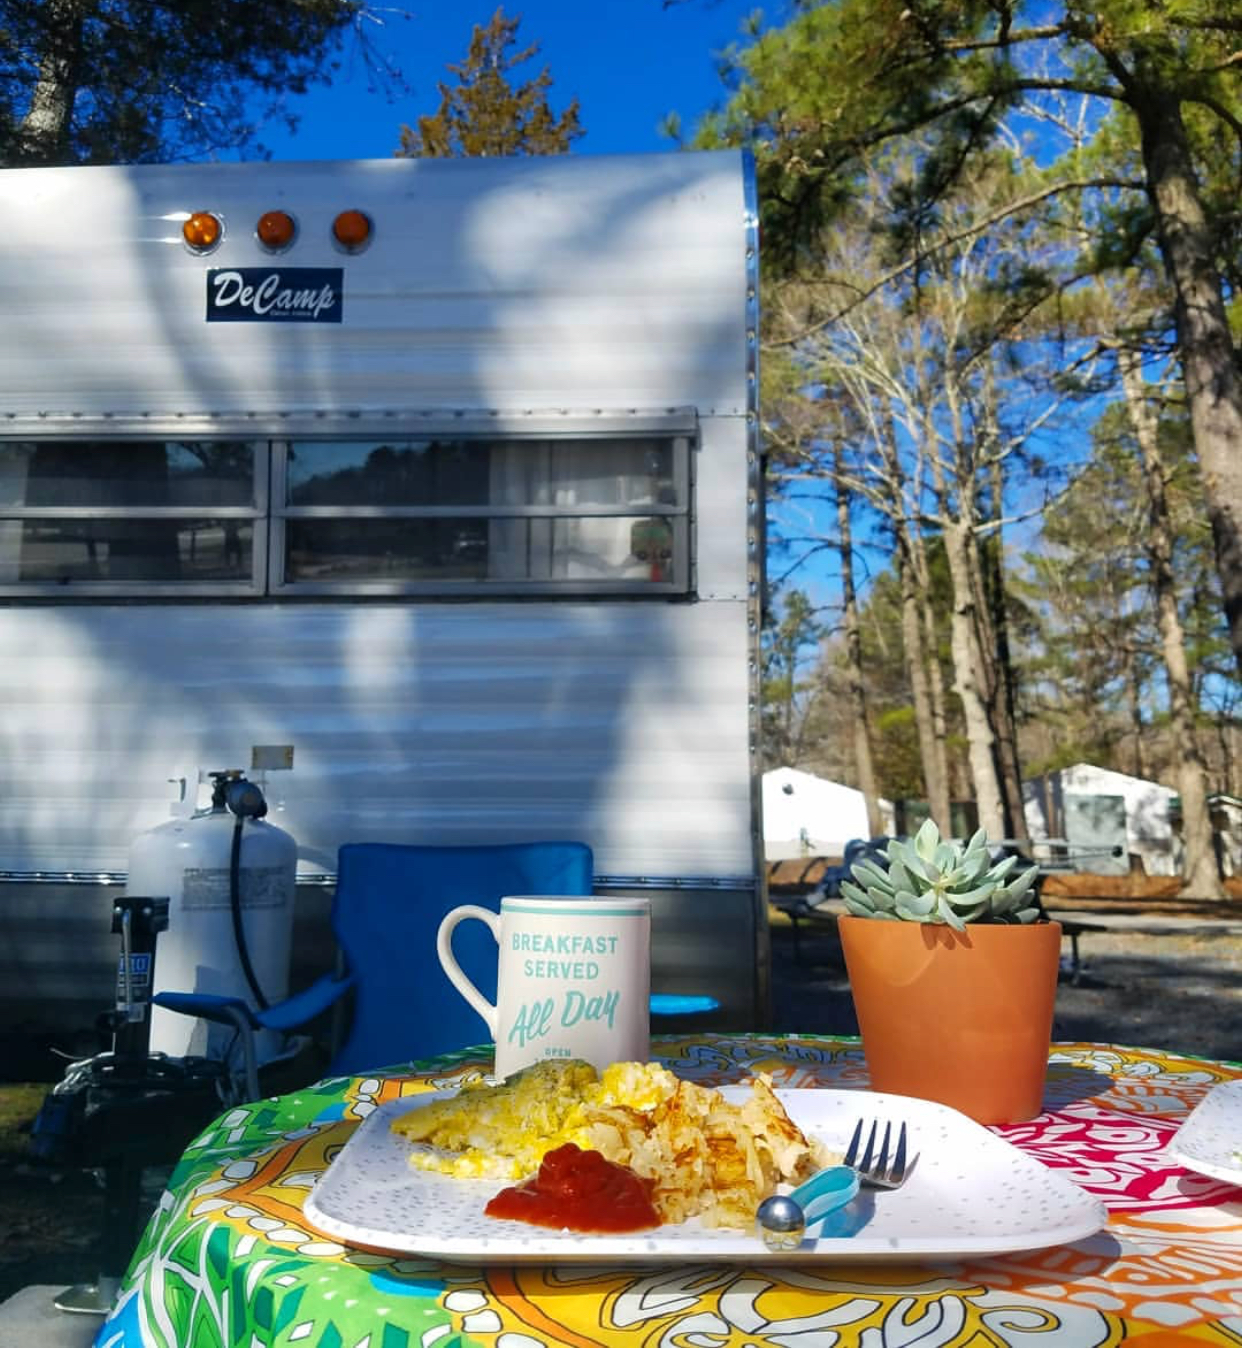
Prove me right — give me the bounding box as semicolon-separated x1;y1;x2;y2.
436;905;501;1037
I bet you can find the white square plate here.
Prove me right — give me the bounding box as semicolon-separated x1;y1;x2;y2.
303;1087;1107;1263
1167;1079;1242;1185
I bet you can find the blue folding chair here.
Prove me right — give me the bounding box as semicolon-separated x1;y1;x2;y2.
154;839;594;1097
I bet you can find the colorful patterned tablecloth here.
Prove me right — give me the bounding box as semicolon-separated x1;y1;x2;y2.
94;1036;1242;1348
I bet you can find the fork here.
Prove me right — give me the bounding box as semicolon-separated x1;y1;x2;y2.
844;1117;909;1189
755;1116;910;1249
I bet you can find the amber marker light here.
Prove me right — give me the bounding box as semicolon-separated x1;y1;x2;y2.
332;209;373;253
256;209;297;252
182;210;223;253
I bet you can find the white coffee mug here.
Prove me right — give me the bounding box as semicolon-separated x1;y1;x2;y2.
437;895;651;1079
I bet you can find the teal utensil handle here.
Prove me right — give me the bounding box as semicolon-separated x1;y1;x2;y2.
789;1165;860;1226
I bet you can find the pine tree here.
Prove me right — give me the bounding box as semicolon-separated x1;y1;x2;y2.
396;9;581;158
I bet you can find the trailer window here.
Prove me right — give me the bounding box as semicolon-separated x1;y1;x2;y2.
0;433;690;597
0;440;265;594
272;436;690;595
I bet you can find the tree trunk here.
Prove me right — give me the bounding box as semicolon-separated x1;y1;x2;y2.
1118;349;1224;898
905;527;952;827
895;538;945;830
1122;640;1148;781
15;0;89;164
979;456;1028;846
943;519;1006;838
919;583;958;802
878;412;950;830
937;378;1004;839
835;446;884;836
980;544;1028;844
1137;99;1242;680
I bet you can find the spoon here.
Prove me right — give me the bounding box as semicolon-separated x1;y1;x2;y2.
756;1165;860;1251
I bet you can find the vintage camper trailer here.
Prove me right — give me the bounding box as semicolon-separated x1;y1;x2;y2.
0;150;765;1053
1023;763;1178;876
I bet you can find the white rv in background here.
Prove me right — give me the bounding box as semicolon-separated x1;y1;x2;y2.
0;149;766;1046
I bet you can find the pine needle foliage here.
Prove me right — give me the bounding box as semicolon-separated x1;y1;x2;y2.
396;8;582;158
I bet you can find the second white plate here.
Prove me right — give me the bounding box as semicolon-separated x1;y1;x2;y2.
303;1086;1107;1263
1167;1079;1242;1186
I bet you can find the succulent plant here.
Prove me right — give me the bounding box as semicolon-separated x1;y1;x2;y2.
839;819;1042;929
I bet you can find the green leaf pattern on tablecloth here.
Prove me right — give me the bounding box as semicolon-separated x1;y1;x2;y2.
99;1067;470;1347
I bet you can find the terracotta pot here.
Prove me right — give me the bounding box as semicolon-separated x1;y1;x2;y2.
837;915;1062;1125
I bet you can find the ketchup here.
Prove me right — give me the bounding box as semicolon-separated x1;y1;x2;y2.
484;1143;660;1232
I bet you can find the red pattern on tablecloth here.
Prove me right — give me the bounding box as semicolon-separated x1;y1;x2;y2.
996;1104;1242;1212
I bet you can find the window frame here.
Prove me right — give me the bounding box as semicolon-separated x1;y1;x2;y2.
269;432;693;597
0;417;696;600
0;438;270;599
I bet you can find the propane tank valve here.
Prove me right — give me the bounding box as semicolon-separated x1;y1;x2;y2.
207;769;268;819
225;778;267;820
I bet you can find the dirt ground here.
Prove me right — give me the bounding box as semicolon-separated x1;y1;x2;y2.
0;1088;104;1308
3;883;1240;1305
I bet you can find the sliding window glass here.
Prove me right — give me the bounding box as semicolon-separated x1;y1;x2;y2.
272;436;690;595
0;441;266;596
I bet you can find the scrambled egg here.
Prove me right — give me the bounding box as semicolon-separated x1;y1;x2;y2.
392;1058;833;1228
392;1059;677;1180
392;1059;604;1178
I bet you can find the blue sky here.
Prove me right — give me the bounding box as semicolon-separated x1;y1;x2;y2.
250;1;779;162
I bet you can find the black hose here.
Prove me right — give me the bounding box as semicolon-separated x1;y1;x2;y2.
229;814;269;1010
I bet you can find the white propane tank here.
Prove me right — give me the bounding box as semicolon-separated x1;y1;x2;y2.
128;776;297;1064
